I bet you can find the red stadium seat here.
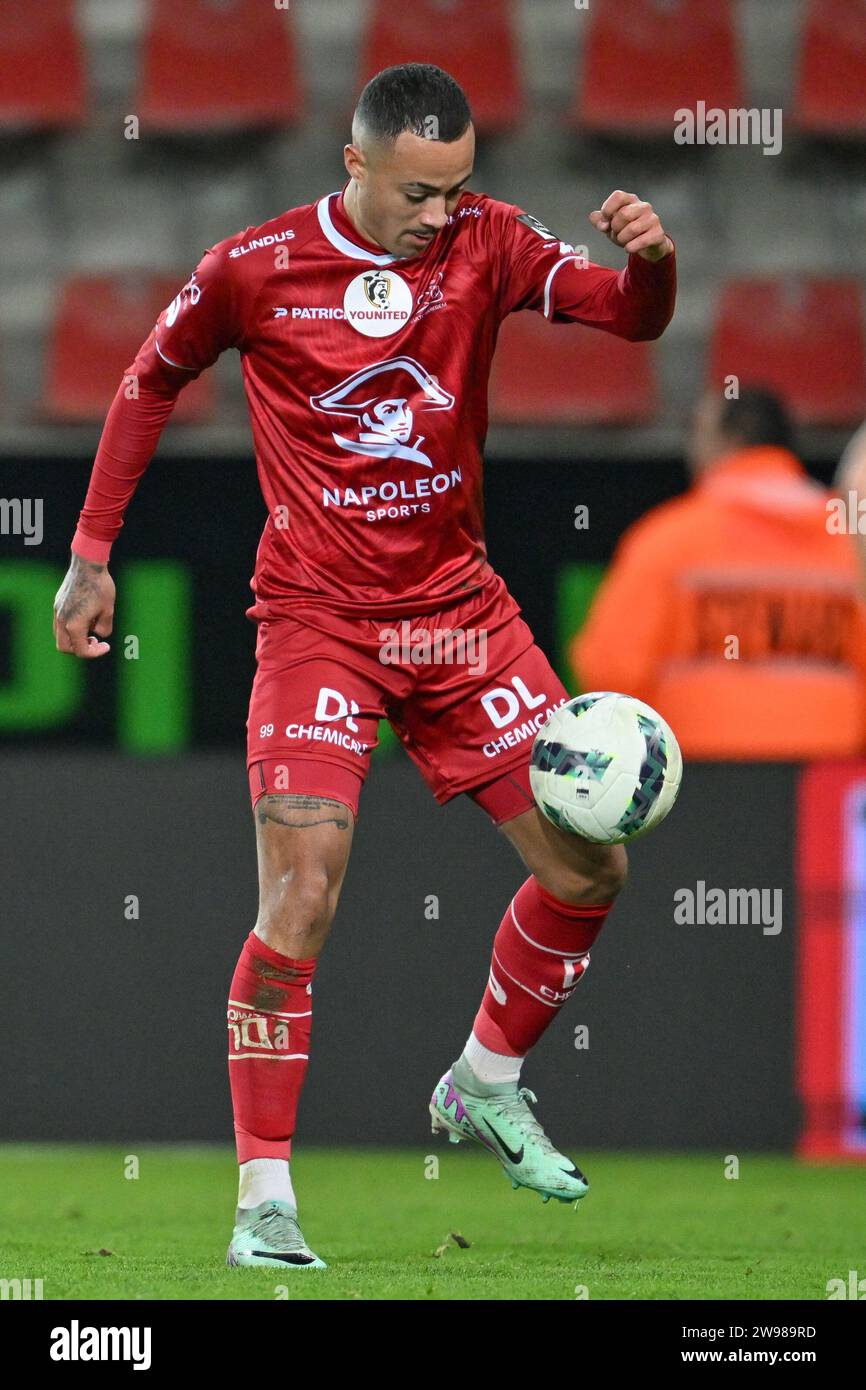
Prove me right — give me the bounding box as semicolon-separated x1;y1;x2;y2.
794;0;866;138
490;313;659;426
137;0;302;134
707;277;866;427
45;275;215;424
358;0;523;136
573;0;744;136
0;1;86;131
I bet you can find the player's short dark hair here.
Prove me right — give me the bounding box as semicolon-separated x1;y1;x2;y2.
354;63;472;145
718;387;795;452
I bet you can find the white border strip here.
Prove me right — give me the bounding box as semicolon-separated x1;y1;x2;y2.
155;338;197;370
510;900;590;959
229;1053;309;1061
316;192;396;265
543;256;583;319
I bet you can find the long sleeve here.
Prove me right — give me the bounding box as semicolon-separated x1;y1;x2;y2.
71;237;248;561
495;202;676;341
71;375;187;562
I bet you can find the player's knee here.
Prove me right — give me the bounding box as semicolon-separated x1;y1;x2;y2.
593;844;628;902
544;843;628;906
258;864;337;944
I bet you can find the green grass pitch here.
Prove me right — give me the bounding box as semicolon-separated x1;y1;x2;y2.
1;1145;862;1300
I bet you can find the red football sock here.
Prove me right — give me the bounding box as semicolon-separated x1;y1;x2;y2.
227;930;316;1164
473;876;612;1056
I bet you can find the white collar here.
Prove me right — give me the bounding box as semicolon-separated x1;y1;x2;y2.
316;191;397;266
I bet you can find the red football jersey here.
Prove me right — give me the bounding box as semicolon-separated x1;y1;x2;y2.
72;180;676;618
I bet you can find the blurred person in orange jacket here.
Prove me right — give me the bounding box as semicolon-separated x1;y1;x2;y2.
571;388;866;758
833;420;866;596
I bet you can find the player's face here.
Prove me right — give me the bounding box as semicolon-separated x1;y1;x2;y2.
345;126;475;259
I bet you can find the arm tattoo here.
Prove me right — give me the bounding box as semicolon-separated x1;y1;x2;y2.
256;793;350;830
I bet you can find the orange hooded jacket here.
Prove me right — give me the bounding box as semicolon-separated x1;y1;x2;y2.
571;446;866;758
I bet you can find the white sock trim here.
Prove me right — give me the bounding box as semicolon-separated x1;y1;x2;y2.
463;1030;524;1085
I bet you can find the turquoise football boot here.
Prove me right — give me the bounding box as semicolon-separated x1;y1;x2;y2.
226;1200;326;1269
429;1057;589;1205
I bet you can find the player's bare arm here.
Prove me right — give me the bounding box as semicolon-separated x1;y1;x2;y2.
589;189;674;261
53;553;115;659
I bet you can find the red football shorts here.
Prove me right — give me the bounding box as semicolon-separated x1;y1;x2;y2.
246;571;569;825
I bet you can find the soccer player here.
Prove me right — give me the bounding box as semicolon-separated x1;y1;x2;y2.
54;64;676;1270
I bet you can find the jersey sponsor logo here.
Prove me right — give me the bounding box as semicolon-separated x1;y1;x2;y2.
289;306;345;319
281;270;446;327
516;211;558;241
343;269;413;337
453;204;484;220
271;305;347;319
165;271;200;326
481;676;548;729
311;356;455;473
322;469;462;523
516;211;577;258
412;270;447;322
228;230;295;258
281;686;370;757
314;686;359;731
479;677;569;759
283;724;369;756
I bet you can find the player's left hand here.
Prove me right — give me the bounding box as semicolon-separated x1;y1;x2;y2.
589;191;673;262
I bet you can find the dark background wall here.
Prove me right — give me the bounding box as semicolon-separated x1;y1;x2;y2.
4;452;692;745
1;449;808;1149
2;753;797;1150
0;449;837;748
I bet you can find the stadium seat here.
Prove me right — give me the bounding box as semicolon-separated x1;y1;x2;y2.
490;313;659;426
707;277;866;427
137;0;302;134
573;0;744;137
0;1;86;131
794;0;866;138
358;0;523;136
45;275;215;424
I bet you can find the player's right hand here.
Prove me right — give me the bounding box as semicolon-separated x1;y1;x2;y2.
53;553;115;658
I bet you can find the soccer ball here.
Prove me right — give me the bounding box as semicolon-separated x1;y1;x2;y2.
529;692;682;844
